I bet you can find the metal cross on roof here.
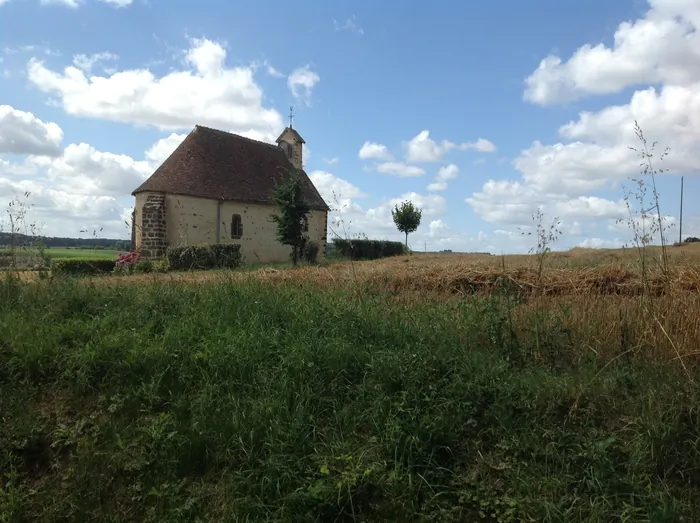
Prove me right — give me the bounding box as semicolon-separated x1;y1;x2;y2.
289;105;294;128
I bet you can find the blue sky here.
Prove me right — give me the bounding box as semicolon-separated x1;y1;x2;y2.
0;0;698;253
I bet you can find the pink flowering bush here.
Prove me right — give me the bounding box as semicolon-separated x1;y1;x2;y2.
114;249;142;274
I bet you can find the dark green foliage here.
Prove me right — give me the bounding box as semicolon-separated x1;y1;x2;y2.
210;243;244;268
0;231;129;250
392;200;422;247
303;240;320;264
332;238;406;260
269;170;311;266
134;258;153;273
166;244;242;271
685;237;699;243
1;278;700;521
50;258;116;275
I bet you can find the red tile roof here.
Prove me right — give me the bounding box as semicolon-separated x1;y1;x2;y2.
132;125;329;211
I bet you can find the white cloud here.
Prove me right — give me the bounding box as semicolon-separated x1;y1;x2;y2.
427;164;459;191
33;142;151;196
358;141;392;160
40;0;81;7
577;237;624;249
308;170;366;211
375;161;425;177
524;0;700;105
333;15;364;35
323;156;339;165
144;132;187;166
287;64;320;106
72;52;118;73
404;130;455;162
429;219;449;237
27;37;284;140
0;105;63;156
255;59;284;78
38;0;133;6
0;0;11;5
459;138;497;153
0;177;128;238
99;0;133;6
471;22;700;231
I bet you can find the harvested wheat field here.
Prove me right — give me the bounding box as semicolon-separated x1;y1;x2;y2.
46;243;699;362
75;243;700;298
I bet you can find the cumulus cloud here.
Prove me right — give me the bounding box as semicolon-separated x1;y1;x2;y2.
40;0;80;7
524;0;700;105
375;162;425;177
427;164;458;191
470;0;700;240
39;0;133;7
404;130;456;162
144;132;187;166
27;38;284;140
0;105;63;156
34;142;151;196
72;52;118;73
287;64;320;105
358;141;392;160
308;170;367;211
459;138;497;153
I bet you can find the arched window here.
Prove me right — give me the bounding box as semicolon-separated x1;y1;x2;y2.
231;214;243;239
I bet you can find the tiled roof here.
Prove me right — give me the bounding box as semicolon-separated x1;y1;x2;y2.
132;125;329;211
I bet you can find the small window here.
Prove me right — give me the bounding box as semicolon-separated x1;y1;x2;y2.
231;214;243;239
302;216;309;232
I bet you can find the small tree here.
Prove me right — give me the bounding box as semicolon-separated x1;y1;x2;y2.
270;169;311;266
392;200;422;248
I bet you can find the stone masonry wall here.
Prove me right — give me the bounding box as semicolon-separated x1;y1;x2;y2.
141;194;167;259
321;211;328;259
130;210;136;252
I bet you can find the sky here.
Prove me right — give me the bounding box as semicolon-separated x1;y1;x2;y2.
0;0;699;253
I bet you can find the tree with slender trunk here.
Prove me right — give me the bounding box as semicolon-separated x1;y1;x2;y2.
391;200;422;250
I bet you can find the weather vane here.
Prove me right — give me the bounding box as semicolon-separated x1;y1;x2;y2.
289;105;294;128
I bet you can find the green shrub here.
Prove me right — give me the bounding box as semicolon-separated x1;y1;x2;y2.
51;258;116;275
152;259;169;273
167;244;242;271
134;258;153;274
303;240;320;264
210;243;243;268
332;238;406;260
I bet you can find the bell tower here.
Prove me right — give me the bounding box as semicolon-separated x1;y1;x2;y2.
275;106;305;170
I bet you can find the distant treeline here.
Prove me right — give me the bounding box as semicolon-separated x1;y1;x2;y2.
0;232;130;250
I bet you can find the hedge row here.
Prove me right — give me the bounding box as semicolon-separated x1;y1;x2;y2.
332;238;406;260
51;258;116;275
166;244;242;271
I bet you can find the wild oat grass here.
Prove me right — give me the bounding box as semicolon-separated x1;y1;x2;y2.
1;270;700;522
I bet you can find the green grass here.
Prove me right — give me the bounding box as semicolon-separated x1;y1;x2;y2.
2;247;124;261
1;275;699;522
44;248;125;260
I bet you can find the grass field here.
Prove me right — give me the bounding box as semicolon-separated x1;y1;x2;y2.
2;244;700;521
0;248;124;270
